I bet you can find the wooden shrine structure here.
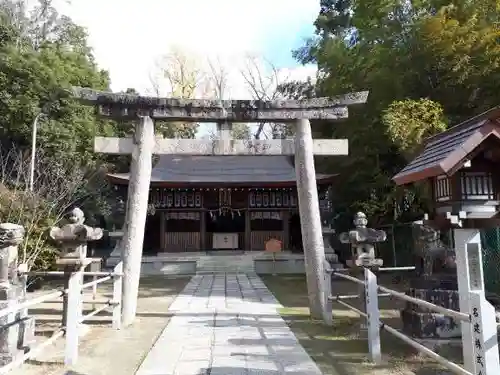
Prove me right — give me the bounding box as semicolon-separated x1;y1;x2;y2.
110;155;336;253
72;86;369;325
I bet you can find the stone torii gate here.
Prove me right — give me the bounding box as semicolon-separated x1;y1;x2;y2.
72;87;368;326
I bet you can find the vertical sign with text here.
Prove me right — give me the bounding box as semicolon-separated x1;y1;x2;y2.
466;243;500;375
469;292;500;375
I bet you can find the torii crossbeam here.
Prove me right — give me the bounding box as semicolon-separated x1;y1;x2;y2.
71;87;369;326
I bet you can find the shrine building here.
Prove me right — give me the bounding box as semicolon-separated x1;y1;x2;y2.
109;154;335;254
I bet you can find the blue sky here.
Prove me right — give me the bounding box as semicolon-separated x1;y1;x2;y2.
54;0;319;137
54;0;319;95
261;23;315;68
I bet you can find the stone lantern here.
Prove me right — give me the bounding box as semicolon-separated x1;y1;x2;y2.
338;212;385;268
338;212;386;336
49;207;104;262
49;207;105;329
392;107;500;367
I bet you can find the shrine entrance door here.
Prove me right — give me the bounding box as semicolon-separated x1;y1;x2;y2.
205;211;245;251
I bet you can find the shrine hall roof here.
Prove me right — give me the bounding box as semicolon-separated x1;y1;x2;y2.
393;106;500;185
108;155;336;187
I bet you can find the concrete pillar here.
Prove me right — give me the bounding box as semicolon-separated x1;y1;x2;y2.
121;116;155;326
294;119;327;319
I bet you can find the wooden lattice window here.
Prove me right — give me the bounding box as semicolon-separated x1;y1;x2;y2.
460;172;494;200
433;175;451;202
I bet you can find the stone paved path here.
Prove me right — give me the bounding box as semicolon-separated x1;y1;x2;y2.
135;274;323;375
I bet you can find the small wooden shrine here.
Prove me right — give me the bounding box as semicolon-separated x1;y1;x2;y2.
393;106;500;228
110;155;335;253
393;106;500;350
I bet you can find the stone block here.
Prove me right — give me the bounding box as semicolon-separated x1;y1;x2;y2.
406;288;459;311
401;309;461;339
346;258;383;268
409;274;458;291
140;260;197;276
400;274;462;340
254;259;305;274
159;261;197;275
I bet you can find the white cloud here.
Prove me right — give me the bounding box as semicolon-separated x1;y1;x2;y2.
54;0;319;96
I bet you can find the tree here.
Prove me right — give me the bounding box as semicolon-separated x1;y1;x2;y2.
149;46;210;139
231;123;251;140
0;0;111;165
278;77;315;101
206;56;229;101
0;145;108;273
240;55;291;139
207;122;251;140
0;1;122;273
383;98;447;159
294;0;500;228
204;55;251;141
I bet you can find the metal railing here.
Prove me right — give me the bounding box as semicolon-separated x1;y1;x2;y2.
0;261;123;373
324;265;500;375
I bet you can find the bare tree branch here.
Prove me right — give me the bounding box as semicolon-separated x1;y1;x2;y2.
0;144;105;270
239;55;290;139
207;56;228;100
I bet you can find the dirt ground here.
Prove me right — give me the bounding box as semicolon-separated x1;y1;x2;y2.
10;276;190;375
262;274;463;375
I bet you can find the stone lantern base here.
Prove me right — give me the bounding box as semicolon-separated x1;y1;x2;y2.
401;274;461;339
346;257;383;268
322;227;344;270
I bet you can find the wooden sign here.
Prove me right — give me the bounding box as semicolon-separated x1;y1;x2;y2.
265;238;282;252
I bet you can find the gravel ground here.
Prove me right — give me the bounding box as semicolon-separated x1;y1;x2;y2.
9;276;190;375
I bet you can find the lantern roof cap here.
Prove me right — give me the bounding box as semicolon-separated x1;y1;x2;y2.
393;106;500;185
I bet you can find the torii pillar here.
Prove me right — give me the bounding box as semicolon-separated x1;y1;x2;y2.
72;88;368;324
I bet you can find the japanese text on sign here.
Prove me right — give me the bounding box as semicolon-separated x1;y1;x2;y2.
467;243;482;291
470;303;484;375
469;291;500;375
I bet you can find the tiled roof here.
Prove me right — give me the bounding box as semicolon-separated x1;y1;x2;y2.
393;107;500;185
108;155;335;186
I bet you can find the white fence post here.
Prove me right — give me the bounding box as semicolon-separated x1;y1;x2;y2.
112;261;123;330
454;228;481;372
364;268;381;364
64;269;83;366
469;292;500;375
465;242;500;375
322;260;333;326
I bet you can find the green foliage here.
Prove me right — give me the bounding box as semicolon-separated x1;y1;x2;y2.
0;2;205;273
278;78;315;100
383;98;447;158
0;1;124;270
231;123;251;140
0;2;111;165
0;146;110;271
0;183;58;271
295;0;500;227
